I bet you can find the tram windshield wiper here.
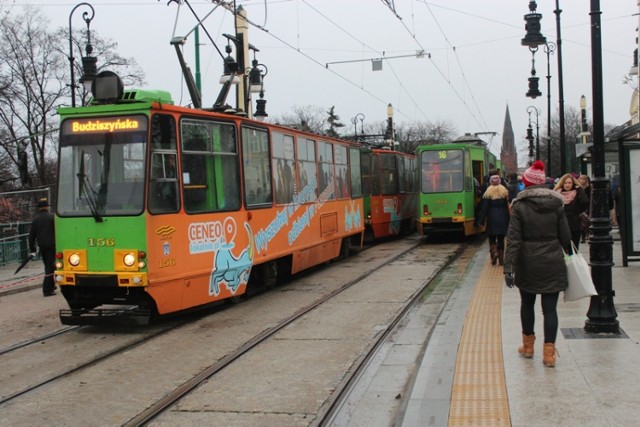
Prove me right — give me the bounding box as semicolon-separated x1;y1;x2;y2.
77;153;103;223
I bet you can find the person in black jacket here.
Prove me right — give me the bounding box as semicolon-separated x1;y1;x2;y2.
554;173;589;249
29;198;56;296
478;175;510;265
504;160;571;368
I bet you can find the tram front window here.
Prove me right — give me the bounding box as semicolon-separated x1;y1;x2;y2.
57;115;147;217
421;149;464;193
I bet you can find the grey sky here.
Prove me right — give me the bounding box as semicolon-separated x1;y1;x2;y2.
14;1;639;160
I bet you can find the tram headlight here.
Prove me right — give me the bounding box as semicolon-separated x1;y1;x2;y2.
123;253;136;267
69;253;81;266
55;261;63;269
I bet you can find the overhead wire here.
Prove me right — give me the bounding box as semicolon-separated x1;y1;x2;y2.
383;1;487;131
222;1;419;121
421;1;491;132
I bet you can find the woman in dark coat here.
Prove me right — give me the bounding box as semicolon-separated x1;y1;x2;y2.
478;175;510;265
554;173;589;249
504;160;571;368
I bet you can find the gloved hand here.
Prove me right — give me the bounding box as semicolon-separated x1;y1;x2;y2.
30;252;37;259
504;272;515;288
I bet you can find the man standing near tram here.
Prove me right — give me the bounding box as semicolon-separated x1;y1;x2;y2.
29;198;56;297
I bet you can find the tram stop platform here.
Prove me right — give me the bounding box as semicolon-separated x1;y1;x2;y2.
401;228;640;427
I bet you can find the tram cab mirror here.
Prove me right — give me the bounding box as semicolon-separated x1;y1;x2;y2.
92;71;124;103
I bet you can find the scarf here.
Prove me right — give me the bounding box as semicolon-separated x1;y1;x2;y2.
557;188;577;205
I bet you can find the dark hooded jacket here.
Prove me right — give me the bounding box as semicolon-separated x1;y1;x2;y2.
504;186;572;294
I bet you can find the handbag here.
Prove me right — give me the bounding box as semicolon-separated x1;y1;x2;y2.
580;212;590;229
563;242;598;302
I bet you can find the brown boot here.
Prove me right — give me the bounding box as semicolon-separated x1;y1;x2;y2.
490;244;498;265
498;249;504;265
518;334;535;358
543;342;557;367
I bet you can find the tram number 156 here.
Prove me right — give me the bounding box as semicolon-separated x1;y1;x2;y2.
87;238;116;247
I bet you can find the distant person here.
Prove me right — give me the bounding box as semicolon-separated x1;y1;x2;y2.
506;173;521;202
29;198;56;297
478;175;510;265
554;173;589;249
610;173;621;228
577;174;591;243
503;160;571;368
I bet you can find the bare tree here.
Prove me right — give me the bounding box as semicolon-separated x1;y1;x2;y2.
271;105;327;134
0;7;65;188
52;27;146;107
0;6;146;190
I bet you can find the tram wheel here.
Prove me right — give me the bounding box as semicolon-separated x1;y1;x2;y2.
339;237;351;259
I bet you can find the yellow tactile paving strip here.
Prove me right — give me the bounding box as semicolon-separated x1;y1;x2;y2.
448;255;511;427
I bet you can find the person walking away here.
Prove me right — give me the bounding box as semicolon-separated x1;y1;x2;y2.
478;175;510;265
506;173;521;203
554;173;589;249
29;198;56;296
503;160;571;367
577;175;591;243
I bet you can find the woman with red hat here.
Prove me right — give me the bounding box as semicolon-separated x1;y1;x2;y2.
503;160;572;368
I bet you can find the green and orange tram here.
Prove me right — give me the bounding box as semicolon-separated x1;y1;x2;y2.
360;147;416;241
54;73;364;324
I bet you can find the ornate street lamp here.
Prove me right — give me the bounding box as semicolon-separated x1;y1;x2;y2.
248;55;268;121
525;123;535;166
68;2;96;108
527;106;540;160
585;0;618;334
544;41;556;177
351;113;365;140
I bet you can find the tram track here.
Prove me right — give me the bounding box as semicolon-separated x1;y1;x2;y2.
0;326;80;357
0;319;187;406
0;236;470;425
125;237;465;426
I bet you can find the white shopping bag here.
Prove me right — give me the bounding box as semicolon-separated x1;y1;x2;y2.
563;242;598;302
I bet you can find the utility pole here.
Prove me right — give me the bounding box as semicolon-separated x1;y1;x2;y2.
235;5;250;116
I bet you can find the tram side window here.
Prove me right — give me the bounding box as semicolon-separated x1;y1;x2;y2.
241;126;272;207
405;157;415;192
272;132;296;205
381;154;399;195
398;155;406;193
360;152;372;197
181;119;240;213
297;138;317;203
371;154;380;196
350;148;362;198
318;141;335;200
334;144;348;199
149;114;179;214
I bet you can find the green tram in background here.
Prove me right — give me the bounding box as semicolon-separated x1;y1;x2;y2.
415;134;500;237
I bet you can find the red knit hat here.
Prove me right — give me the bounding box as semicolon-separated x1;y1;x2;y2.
522;160;546;187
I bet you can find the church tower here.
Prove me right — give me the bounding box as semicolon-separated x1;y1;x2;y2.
500;105;518;175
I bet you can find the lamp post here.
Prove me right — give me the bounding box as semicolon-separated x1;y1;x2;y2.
544;41;556;177
385;104;395;150
351;113;365;141
249;56;268;121
527;106;540;160
525;122;535;166
585;0;618;334
554;0;567;174
68;2;95;108
522;1;545;100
